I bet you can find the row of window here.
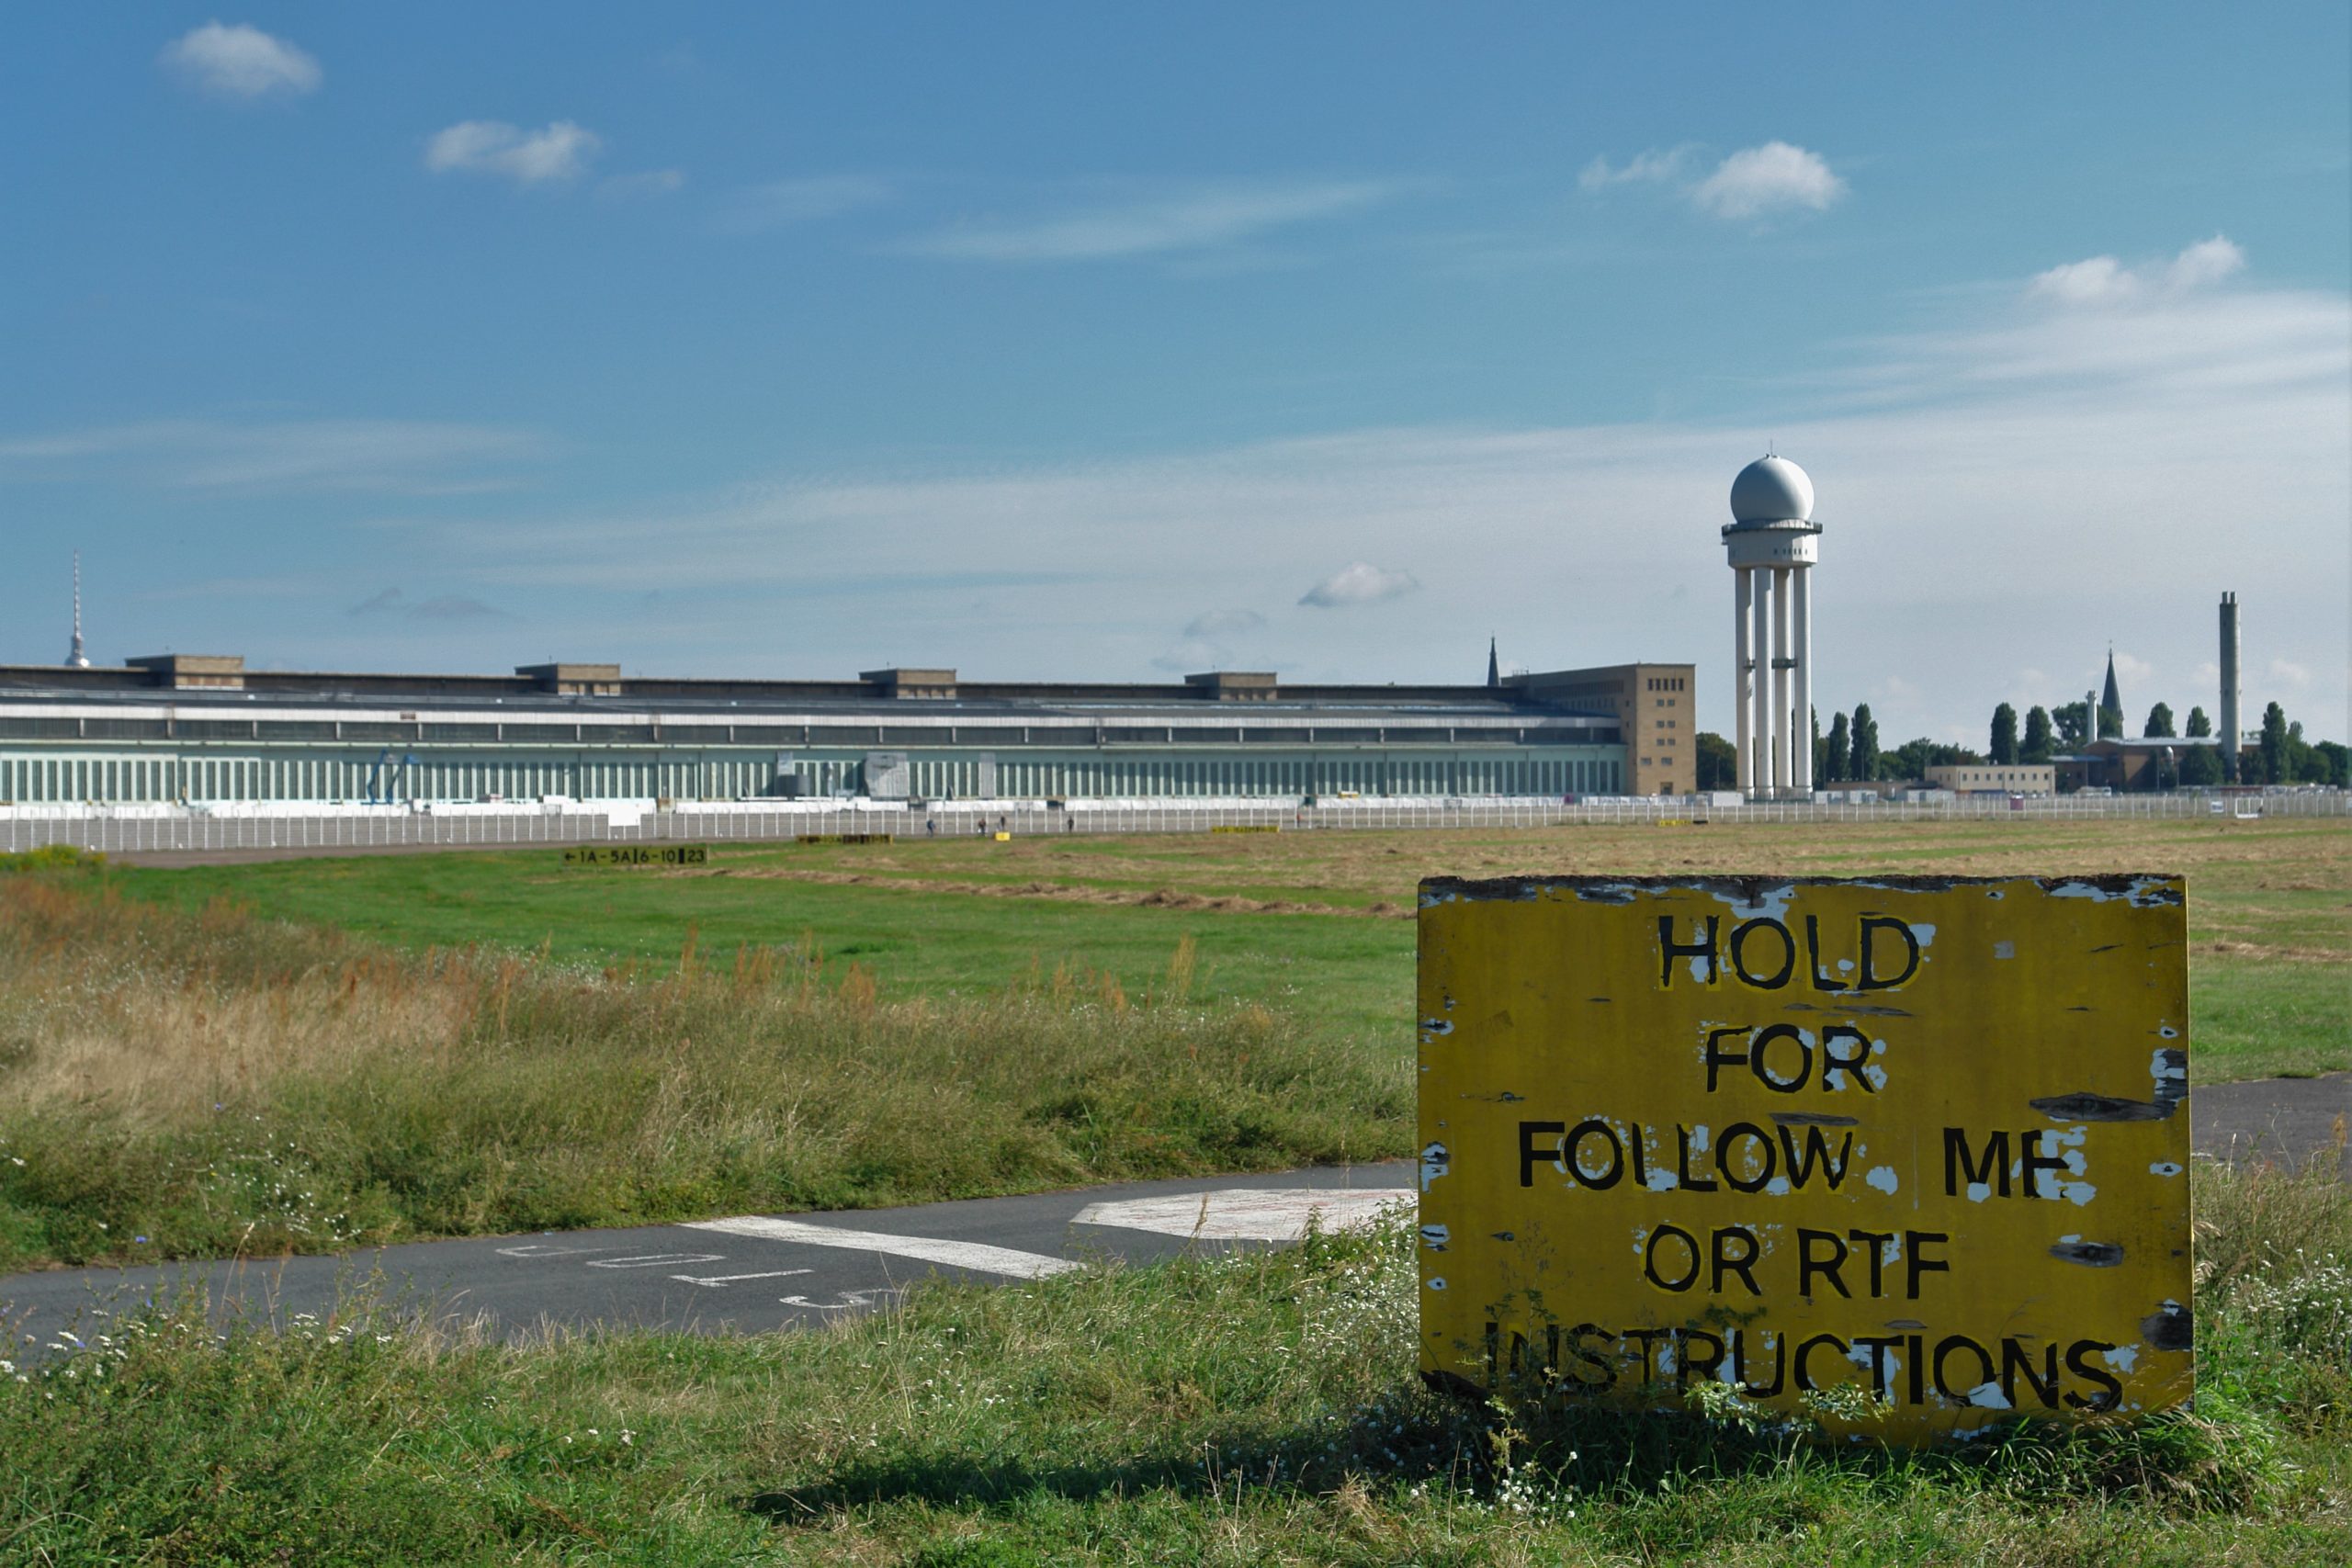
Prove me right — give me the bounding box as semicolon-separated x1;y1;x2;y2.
0;718;1619;748
0;750;1627;805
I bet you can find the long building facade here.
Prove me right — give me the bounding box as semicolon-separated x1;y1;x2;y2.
0;654;1697;807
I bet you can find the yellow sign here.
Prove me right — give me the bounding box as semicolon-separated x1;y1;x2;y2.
561;844;709;867
1417;874;2191;1439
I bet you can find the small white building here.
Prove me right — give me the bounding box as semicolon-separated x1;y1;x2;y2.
1925;763;2057;795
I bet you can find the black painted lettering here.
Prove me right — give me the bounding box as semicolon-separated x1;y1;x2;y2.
2001;1338;2061;1410
1644;1225;1701;1292
1518;1121;1566;1189
1680;1329;1725;1387
1821;1026;1872;1090
1804;915;1849;992
1703;1026;1751;1092
1905;1334;1926;1406
1733;1329;1786;1397
1718;1122;1778;1193
1565;1325;1615;1388
1710;1225;1763;1296
1847;1229;1894;1297
1851;1336;1901;1401
1944;1127;2011;1198
1675;1125;1719;1192
1730;919;1796;989
1858;916;1921;990
1794;1333;1849;1392
1658;916;1719;987
1623;1327;1668;1387
2064;1340;2123;1412
1750;1023;1812;1091
1906;1232;1951;1300
2019;1129;2069;1200
1798;1228;1850;1298
1564;1120;1624;1190
1932;1336;1996;1401
1779;1125;1854;1190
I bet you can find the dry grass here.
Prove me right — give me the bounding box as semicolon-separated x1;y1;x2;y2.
0;874;1403;1269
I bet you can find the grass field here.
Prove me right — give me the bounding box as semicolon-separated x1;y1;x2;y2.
107;815;2352;1082
3;818;2348;1561
4;1163;2347;1564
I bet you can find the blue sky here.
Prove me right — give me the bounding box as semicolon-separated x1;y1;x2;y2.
4;4;2346;745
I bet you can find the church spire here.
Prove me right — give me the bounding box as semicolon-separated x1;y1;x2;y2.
66;552;90;669
2101;646;2120;734
1486;636;1499;689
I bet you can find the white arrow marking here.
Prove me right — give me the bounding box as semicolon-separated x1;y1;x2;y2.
684;1216;1080;1279
1071;1187;1414;1242
584;1252;727;1269
668;1269;816;1288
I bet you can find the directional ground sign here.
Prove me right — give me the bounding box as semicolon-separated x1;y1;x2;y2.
1416;874;2192;1440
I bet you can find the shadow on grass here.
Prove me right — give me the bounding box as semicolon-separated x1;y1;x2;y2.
745;1375;2285;1526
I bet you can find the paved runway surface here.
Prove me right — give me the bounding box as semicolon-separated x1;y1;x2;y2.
6;1076;2343;1351
1;1165;1417;1352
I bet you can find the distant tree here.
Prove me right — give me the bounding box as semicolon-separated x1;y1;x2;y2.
1886;738;1936;781
2098;704;2126;740
2021;705;2054;762
2315;739;2351;788
2054;701;2092;748
1849;704;1880;782
2143;703;2176;739
1990;703;2019;764
1694;731;1736;790
2185;706;2212;738
2284;720;2330;784
2177;745;2223;787
2260;703;2289;785
1810;707;1824;784
1822;712;1850;784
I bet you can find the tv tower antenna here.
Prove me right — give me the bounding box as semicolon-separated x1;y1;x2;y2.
66;552;90;668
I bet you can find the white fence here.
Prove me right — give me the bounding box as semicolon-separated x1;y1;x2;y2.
0;788;2340;856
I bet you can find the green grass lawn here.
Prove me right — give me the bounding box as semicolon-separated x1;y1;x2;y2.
6;1164;2347;1565
102;814;2350;1083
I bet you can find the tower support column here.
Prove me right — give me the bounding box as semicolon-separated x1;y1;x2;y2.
1735;570;1754;793
1792;567;1813;794
1749;569;1772;798
1770;567;1792;793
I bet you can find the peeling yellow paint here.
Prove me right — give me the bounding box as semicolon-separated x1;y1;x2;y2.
1417;874;2192;1440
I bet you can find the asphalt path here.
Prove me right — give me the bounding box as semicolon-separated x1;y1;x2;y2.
5;1077;2343;1354
1;1165;1416;1355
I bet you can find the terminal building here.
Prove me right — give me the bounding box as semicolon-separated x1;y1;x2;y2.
0;652;1697;807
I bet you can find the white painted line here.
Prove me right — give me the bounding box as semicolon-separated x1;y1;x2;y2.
1070;1187;1415;1242
669;1269;815;1288
497;1243;627;1258
584;1252;728;1269
684;1216;1083;1280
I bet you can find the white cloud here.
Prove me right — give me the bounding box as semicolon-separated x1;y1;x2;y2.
2267;658;2312;689
715;175;895;232
0;418;543;493
350;588;507;623
1299;562;1420;608
1689;142;1847;220
425;121;602;184
1577;147;1694;190
344;262;2346;737
2029;235;2245;306
161;22;321;100
1183;609;1265;638
2112;651;2156;686
904;181;1396;262
597;169;686;201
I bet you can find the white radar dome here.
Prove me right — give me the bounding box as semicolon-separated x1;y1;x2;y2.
1729;456;1815;525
